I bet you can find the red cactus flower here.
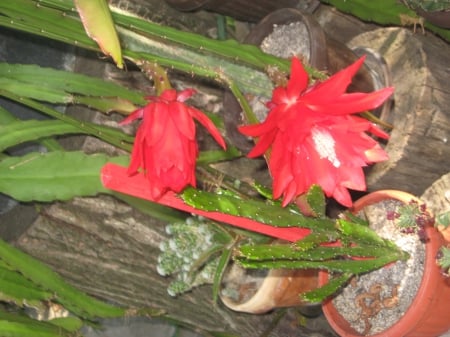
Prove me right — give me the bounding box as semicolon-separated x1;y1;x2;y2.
122;88;226;199
239;56;394;207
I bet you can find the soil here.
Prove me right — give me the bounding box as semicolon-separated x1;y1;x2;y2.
331;199;426;335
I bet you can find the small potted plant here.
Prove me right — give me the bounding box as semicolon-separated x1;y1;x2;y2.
319;190;450;336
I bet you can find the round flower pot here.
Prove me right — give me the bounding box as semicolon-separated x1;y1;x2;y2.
319;190;450;336
163;0;299;22
220;262;319;314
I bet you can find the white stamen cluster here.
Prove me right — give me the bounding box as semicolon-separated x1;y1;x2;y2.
312;127;341;168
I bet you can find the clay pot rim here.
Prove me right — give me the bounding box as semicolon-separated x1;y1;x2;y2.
220;268;287;314
220;266;319;314
320;190;450;337
243;8;328;71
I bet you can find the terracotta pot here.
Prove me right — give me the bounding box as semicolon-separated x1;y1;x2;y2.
163;0;299;22
319;190;450;337
220;264;319;314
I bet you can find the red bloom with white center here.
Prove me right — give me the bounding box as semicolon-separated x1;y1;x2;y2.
122;88;226;199
239;56;394;207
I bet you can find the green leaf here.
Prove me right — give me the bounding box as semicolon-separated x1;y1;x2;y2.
113;192;186;223
301;273;353;303
0;105;17;125
238;238;402;262
197;147;242;165
437;210;450;228
437;246;450;270
0;120;82;152
250;182;273;199
0;311;74;337
212;247;233;304
0;151;128;202
0;0;95;49
48;317;83;332
0;106;65;152
74;96;138;114
0;238;125;319
0;321;69;337
319;0;450;42
0;90;134;152
238;253;402;274
0;78;70;104
0;1;278;100
238;242;399;262
294;230;338;251
181;187;335;230
0;63;145;104
306;185;326;218
75;0;123;69
337;218;389;246
0;266;53;306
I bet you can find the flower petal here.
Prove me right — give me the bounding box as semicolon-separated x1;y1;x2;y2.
177;88;196;102
170;101;196;140
332;186;353;207
338;165;366;191
304;56;366;102
365;144;389;163
120;107;144;125
146;102;169;146
246;129;278;158
123;88;208;197
160;89;178;102
127;127;145;175
308;87;394;115
238;119;275;137
190;107;226;149
286;57;309;99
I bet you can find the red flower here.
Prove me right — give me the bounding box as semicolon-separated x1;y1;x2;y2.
239;56;394;207
122;88;226;199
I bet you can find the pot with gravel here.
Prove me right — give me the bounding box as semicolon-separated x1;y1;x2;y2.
319;190;450;337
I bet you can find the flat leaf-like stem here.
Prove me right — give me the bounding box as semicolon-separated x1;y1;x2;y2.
0;63;144;104
0;151;128;202
302;273;352;303
0;238;125;319
181;187;335;230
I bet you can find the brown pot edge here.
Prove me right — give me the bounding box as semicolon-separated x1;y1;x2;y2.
319;190;450;337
